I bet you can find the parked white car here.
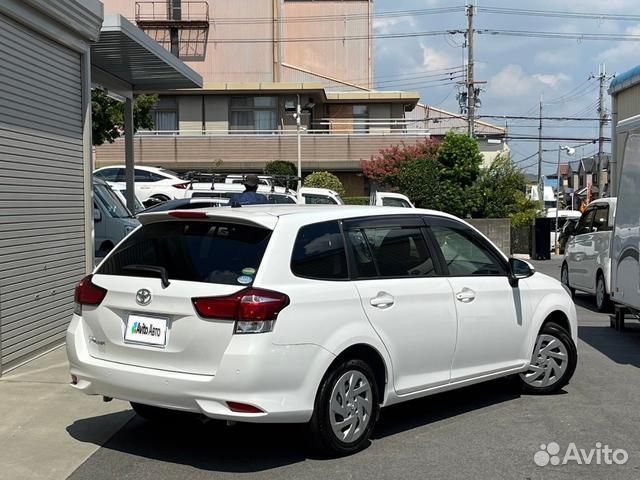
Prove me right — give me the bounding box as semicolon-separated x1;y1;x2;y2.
186;182;297;204
68;205;577;455
562;197;617;311
299;187;344;205
94;165;190;203
372;191;414;208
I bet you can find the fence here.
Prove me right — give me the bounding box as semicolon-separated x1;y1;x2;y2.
467;218;512;256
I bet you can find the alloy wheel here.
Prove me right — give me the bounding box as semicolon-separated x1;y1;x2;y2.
520;334;569;388
329;370;373;443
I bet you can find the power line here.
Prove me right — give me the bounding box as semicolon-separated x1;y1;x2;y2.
209;6;465;25
202;29;457;44
476;6;640;22
477;29;640;42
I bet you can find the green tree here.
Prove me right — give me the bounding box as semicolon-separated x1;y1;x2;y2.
303;171;346;197
362;133;534;219
473;155;529;219
394;157;439;209
264;160;297;177
91;89;157;146
510;191;539;228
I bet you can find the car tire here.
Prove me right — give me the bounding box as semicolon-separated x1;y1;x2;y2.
595;272;610;312
517;322;577;395
308;358;380;456
561;263;575;298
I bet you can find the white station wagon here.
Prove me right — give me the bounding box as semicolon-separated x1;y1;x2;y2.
67;206;577;455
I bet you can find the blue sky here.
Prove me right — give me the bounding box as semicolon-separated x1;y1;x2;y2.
373;0;639;174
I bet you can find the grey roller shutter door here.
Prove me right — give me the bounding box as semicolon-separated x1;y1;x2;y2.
0;13;86;372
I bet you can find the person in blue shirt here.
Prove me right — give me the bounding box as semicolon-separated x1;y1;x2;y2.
231;174;268;205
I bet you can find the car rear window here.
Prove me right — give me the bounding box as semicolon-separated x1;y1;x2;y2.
98;221;272;286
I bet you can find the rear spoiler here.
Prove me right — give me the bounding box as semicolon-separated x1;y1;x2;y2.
138;210;278;230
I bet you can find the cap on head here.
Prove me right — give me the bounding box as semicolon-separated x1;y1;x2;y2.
243;174;259;187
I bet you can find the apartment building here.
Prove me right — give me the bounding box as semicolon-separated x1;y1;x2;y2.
96;1;506;193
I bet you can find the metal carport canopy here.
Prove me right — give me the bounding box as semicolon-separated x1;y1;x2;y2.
90;14;203;211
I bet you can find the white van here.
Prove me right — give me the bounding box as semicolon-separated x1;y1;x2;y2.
610;114;640;319
561;197;617;311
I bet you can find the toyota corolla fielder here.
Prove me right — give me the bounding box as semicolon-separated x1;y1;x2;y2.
67;206;577;455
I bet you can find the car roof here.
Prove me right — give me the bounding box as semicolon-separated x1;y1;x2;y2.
95;165;169;174
138;205;459;230
299;187;338;196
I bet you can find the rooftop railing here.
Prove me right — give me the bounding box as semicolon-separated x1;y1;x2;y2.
135;1;210;26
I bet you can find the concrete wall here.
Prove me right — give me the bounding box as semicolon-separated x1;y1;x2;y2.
467;218;512;256
282;1;371;88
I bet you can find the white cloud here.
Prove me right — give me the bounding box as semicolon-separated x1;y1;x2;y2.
597;25;640;64
533;73;571;88
488;65;571;98
421;44;455;71
372;16;415;35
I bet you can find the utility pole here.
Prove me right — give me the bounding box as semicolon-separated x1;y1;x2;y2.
593;63;613;198
466;3;475;137
537;95;544;209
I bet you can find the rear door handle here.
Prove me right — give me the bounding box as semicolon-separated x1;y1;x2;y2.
370;292;395;309
455;288;476;303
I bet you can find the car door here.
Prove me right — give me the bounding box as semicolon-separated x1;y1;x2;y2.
344;216;457;395
589;205;612;291
426;216;530;381
566;207;596;289
134;168;155;200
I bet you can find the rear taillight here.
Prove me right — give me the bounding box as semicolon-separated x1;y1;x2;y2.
192;288;289;334
73;275;107;315
173;182;190;189
169;211;208;219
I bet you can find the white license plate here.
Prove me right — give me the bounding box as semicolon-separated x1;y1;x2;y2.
124;314;168;347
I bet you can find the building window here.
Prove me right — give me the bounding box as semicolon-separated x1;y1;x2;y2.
353;105;369;132
230;96;277;132
151;96;178;133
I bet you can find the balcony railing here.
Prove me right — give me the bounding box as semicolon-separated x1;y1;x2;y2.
136;128;432;137
135;1;210;28
95;129;432;171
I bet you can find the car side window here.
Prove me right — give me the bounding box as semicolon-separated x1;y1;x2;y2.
592;206;610;232
291;221;348;280
304;194;337;205
346;226;435;278
430;223;505;276
382;197;410;208
150;172;167;182
575;209;596;235
135;169;153;182
96;168;117;182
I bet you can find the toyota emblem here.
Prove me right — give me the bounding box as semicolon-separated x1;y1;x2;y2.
136;289;152;306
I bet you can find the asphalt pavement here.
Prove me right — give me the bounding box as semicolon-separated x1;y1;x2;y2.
67;257;640;480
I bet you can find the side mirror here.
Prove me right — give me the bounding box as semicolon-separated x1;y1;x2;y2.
508;258;535;287
565;222;576;236
93;209;102;222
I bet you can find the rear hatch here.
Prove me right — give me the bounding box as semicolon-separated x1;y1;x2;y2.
85;217;273;375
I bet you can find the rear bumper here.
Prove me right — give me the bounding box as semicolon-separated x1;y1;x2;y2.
66;315;334;423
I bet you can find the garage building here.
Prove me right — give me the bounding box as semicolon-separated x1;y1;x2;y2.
0;0;201;374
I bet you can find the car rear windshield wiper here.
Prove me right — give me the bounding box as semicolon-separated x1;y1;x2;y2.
123;265;171;288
